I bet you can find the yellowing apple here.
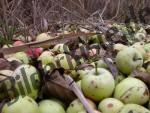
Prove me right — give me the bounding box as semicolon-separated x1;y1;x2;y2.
38;51;55;65
55;54;76;70
13;52;29;64
53;44;70;54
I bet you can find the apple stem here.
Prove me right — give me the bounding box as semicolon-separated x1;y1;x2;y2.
95;62;98;75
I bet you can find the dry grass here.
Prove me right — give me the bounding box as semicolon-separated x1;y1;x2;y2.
0;0;150;36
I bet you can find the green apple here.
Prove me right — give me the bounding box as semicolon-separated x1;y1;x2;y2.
13;52;29;64
55;54;76;70
98;98;124;113
39;100;65;113
132;42;147;60
114;77;149;105
2;96;40;113
81;68;115;101
113;43;128;52
38;51;55;65
53;43;70;53
117;104;150;113
66;98;96;113
115;47;143;74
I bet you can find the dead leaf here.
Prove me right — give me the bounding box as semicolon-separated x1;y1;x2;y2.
42;69;76;105
131;70;150;86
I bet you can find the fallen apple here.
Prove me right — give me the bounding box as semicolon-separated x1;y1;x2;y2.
39;100;65;113
81;68;115;101
26;48;43;58
13;40;25;46
66;98;96;113
13;52;29;64
117;104;150;113
113;43;128;52
36;32;54;48
55;54;76;70
115;47;143;75
2;96;40;113
132;42;147;60
38;51;55;65
98;98;124;113
53;43;70;54
114;77;149;105
50;98;67;109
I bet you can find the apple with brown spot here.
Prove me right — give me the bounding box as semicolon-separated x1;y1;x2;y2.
98;98;124;113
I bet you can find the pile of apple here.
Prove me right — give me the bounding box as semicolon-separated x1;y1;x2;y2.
1;24;150;113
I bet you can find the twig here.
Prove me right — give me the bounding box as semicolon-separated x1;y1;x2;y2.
65;75;95;113
109;0;121;20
